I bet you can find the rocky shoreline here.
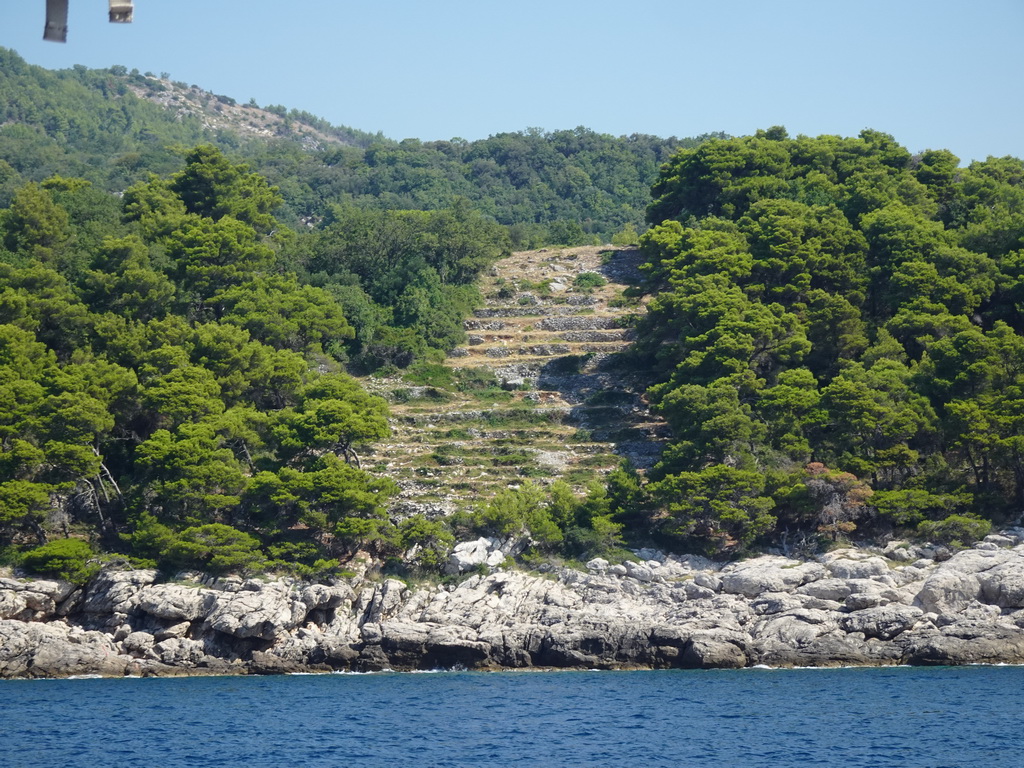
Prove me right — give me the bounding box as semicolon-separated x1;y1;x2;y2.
4;531;1024;679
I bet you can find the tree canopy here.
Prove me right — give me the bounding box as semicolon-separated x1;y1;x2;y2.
623;127;1024;554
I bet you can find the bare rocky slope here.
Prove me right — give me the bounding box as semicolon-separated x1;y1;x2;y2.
363;245;667;513
125;75;358;150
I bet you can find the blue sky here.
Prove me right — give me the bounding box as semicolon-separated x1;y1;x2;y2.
2;0;1022;163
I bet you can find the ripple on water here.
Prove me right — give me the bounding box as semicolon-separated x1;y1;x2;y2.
1;667;1023;768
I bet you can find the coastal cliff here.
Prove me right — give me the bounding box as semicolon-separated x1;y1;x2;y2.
4;531;1024;678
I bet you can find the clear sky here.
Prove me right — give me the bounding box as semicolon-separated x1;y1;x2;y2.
2;0;1022;163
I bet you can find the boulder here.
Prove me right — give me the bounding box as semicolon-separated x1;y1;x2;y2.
136;583;211;621
720;556;825;598
692;572;722;592
682;631;746;669
0;619;131;678
445;538;506;575
904;624;1024;665
822;552;891;579
977;554;1024;608
916;548;1011;614
0;578;78;620
840;605;923;640
80;570;158;616
122;631;156;656
205;582;307;641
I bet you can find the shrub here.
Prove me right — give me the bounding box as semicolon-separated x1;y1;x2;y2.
475;482;562;545
397;514;455;569
165;524;267;575
124;511;179;562
403;362;455;388
873;489;972;526
916;514;992;548
610;223;640;246
573;272;607;291
21;539;98;584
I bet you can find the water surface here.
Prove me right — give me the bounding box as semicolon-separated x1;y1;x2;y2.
1;666;1019;767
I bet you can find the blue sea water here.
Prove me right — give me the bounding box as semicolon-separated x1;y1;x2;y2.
1;666;1021;768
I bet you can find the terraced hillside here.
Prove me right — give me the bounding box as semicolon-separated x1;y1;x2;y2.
361;245;669;514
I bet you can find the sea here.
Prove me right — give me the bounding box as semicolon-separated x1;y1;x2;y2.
1;665;1021;768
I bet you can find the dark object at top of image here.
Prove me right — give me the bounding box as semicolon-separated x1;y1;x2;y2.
44;0;134;43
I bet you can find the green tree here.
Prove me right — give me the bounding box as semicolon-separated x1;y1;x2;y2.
651;465;776;554
165;523;267;574
21;538;98;583
169;144;282;234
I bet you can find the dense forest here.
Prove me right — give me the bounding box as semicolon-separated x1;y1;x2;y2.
2;49;1023;582
0;140;538;578
612;127;1024;555
0;47;711;244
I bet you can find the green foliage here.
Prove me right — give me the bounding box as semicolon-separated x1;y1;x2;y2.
626;128;1024;553
916;514;992;548
3;50;1022;568
0;479;53;531
165;523;267;575
651;465;776;554
469;480;627;561
169;145;282;234
573;272;607;291
0;138;408;575
308;202;508;369
475;482;562;545
21;538;98;584
610;223;640;246
0;48;718;241
397;514;455;569
402;362;455;389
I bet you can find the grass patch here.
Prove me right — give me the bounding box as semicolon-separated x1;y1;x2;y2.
573;272;607;291
403;362;455;388
484;408;564;428
469;386;515;404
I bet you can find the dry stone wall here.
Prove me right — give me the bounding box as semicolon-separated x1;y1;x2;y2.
363;246;666;512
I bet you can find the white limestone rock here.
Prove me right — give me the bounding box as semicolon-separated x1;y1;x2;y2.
977;552;1024;608
136;583;211;622
916;548;1012;614
445;537;506;575
720;556;825;598
204;582;307;641
122;630;156;656
80;569;158;616
840;605;923;640
821;552;892;580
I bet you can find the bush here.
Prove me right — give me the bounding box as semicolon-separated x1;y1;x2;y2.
402;362;455;388
573;272;607;291
124;511;179;562
165;524;267;575
475;482;562;545
916;514;992;548
397;514;455;569
21;538;98;584
610;223;640;246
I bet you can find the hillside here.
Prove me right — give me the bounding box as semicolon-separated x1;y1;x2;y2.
2;56;1023;581
0;48;709;239
362;245;668;512
121;75;371;150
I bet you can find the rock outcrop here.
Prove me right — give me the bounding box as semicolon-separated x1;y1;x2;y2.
4;531;1024;678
